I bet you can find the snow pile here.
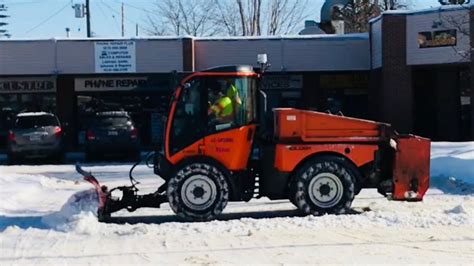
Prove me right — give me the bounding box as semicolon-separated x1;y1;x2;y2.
430;175;474;195
41;189;100;232
430;142;474;187
0;173;88;216
445;204;468;215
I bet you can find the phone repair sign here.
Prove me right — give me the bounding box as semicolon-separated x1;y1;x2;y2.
95;41;136;73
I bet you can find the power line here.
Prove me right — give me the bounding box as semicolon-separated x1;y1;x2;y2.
113;0;154;15
101;0;148;33
4;0;50;6
25;2;70;34
96;0;120;35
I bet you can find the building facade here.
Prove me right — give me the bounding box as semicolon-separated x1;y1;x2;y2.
0;5;472;151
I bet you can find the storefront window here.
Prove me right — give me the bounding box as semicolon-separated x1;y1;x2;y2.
319;73;369;118
77;93;169;147
459;69;471;139
0;93;57;149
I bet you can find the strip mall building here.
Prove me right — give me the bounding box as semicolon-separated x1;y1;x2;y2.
0;6;472;151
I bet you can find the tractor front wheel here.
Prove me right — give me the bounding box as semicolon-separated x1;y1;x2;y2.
291;156;356;215
167;161;229;221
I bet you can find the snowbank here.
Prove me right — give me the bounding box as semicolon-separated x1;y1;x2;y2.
0;142;473;264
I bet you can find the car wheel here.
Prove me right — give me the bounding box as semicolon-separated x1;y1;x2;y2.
292;156;356;215
167;160;229;221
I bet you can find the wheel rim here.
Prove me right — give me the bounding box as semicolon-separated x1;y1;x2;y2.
308;172;344;208
181;174;217;211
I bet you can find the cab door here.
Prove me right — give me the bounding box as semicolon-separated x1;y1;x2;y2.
167;78;207;162
202;76;257;171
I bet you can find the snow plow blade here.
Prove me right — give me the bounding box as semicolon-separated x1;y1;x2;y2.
391;135;430;201
76;164;167;221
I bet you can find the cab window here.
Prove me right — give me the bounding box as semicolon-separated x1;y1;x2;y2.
169;79;205;155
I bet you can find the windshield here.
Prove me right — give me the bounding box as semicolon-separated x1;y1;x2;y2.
15;115;59;129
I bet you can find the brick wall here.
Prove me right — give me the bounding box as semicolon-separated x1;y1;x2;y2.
470;6;474;139
381;15;413;133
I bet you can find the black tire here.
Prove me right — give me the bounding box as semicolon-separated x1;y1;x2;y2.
167;161;229;221
291;156;356;215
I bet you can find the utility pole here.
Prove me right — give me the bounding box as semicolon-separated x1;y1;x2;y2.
136;24;139;37
86;0;91;37
121;2;124;37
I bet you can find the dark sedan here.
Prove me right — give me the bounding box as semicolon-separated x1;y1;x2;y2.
84;111;140;161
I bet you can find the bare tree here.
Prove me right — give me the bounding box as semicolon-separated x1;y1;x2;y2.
147;0;310;37
266;0;309;35
0;3;9;38
214;0;310;36
332;0;381;33
379;0;406;11
438;3;472;60
147;0;217;36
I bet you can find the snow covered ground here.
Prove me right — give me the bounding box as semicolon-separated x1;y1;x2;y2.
0;142;473;265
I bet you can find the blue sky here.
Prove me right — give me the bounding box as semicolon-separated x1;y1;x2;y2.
1;0;442;39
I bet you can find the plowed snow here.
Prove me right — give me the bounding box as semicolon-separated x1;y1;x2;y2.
0;142;473;265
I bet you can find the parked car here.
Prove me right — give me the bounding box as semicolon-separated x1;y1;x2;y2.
0;107;16;150
84;111;140;161
7;112;63;164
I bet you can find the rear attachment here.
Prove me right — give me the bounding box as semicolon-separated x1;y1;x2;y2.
76;164;168;221
391;135;430;201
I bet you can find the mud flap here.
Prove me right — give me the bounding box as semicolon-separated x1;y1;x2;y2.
392;135;430;201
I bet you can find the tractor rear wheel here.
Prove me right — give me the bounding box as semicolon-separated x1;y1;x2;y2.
291;156;356;215
167;161;229;221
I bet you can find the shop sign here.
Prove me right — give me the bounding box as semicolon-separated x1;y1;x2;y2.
75;77;148;91
320;74;368;89
0;77;56;94
418;30;457;48
265;75;302;90
95;41;136;73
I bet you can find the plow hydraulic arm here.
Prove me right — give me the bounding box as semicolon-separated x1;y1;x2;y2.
76;165;167;221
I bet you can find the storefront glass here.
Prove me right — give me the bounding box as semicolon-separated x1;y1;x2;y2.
74;76;171;149
319;73;369;118
0;77;57;150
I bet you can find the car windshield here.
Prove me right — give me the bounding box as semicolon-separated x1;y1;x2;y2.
15;115;59;129
93;116;130;127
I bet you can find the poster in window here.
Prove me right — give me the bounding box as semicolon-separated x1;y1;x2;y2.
418;30;457;48
95;41;136;73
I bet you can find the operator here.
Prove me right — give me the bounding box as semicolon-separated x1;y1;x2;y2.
225;78;242;119
208;89;234;123
225;78;242;109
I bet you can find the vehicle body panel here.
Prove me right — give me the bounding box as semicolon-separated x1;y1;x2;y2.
274;143;379;172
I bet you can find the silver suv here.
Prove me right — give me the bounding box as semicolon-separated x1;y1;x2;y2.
7;112;63;164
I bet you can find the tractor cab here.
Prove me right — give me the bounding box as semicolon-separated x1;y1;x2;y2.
162;65;261;175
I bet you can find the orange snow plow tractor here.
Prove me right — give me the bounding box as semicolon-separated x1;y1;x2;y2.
77;59;430;222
